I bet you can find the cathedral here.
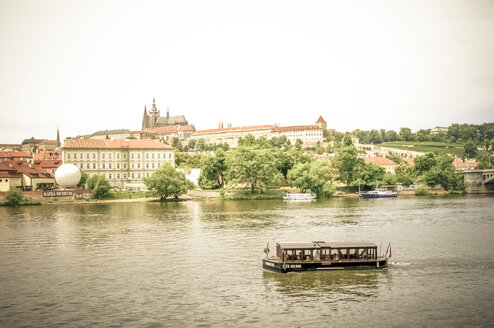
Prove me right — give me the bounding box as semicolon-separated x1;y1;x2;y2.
141;98;188;130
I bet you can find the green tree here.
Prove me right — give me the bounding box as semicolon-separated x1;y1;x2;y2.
198;149;228;189
399;127;414;141
421;154;464;192
87;174;111;199
227;145;281;193
333;145;363;188
144;163;194;200
78;170;89;188
477;151;494;169
342;134;353;147
463;141;478;159
287;161;334;198
295;138;303;150
5;188;23;206
414;152;436;175
395;162;415;186
357;163;385;189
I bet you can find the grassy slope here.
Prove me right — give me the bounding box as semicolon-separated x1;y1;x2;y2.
379;141;465;157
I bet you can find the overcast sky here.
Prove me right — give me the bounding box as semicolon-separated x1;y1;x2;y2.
1;0;493;143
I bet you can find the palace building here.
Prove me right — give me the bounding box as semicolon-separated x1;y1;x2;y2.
62;138;175;190
142;98;188;130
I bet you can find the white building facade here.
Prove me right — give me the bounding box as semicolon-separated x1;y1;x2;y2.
62;139;175;190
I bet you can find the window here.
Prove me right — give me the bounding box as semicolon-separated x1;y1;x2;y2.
93;163;96;169
146;163;149;169
146;153;149;159
102;153;105;159
109;163;112;169
117;173;120;179
123;163;127;169
86;153;89;159
152;153;155;159
102;163;105;169
131;163;134;169
80;153;83;158
131;173;134;179
86;163;90;169
146;172;150;177
137;163;140;169
116;163;120;169
158;153;161;159
117;153;120;159
93;153;96;159
108;153;112;159
74;153;77;159
123;154;127;159
138;173;141;178
137;153;141;159
109;173;112;179
80;163;83;169
67;153;71;159
131;153;134;159
169;153;172;159
123;173;127;178
152;163;155;169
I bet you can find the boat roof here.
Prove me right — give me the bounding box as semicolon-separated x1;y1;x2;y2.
277;241;377;249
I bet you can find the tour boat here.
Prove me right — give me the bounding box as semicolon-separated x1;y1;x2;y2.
283;192;317;200
359;188;397;199
263;241;390;273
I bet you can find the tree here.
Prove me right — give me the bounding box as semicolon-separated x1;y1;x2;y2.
144;163;194;200
295;139;303;150
87;174;111;199
414;152;436;175
395;162;415;186
399;127;414;141
333;145;363;188
421;154;464;192
464;141;478;159
287;161;335;198
357;163;385;189
227;145;281;193
5;188;23;206
78;170;89;188
198;149;228;189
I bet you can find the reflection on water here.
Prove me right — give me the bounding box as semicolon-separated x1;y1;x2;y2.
263;269;384;297
0;196;493;327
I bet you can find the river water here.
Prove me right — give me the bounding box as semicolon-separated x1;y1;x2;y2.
0;196;493;327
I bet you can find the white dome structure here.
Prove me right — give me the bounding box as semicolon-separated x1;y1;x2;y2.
55;164;81;188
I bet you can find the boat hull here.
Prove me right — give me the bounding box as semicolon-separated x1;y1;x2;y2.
262;258;388;273
360;193;397;199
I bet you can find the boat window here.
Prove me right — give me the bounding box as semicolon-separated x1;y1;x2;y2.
295;250;302;261
340;249;348;260
349;248;357;259
331;249;339;260
322;249;331;260
304;249;312;261
359;248;368;260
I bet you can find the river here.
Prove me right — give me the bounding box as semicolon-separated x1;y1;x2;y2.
1;196;493;327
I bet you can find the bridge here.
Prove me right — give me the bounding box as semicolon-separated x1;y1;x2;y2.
463;169;494;194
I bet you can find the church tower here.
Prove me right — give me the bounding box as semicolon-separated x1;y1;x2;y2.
142;105;149;130
56;126;61;148
148;97;160;129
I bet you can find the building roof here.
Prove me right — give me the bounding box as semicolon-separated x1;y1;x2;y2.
34;151;61;160
34;159;62;169
364;157;397;166
0;160;53;179
157;115;187;125
316;115;326;123
63;138;174;150
273;125;322;132
277;241;377;249
453;159;479;169
142;125;195;134
402;158;415;166
22;137;43;145
0;151;32;159
195;125;276;134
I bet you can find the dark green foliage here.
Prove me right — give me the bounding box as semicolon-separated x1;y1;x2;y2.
198;149;228;189
395;162;415;186
78;170;89;188
5;188;23;206
287;161;334;198
87;175;111;199
463;141;478;159
333;145;363;188
144;163;194;200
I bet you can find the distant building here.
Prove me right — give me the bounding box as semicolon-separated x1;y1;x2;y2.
364;157;398;174
431;127;449;135
190;116;324;148
0;144;22;152
0;151;32;162
315;115;327;130
402;158;415;166
62;138;175;190
0;160;55;191
142;98;188;130
452;158;479;170
141;125;196;142
21;137;57;154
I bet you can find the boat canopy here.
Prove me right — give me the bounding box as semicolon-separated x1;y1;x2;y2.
277;241;377;250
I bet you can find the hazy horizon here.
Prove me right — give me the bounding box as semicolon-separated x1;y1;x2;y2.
1;0;494;144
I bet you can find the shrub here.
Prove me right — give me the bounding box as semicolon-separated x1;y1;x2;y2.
5;188;23;206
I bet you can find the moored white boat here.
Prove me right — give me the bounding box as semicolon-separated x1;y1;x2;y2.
283;193;316;200
359;188;397;198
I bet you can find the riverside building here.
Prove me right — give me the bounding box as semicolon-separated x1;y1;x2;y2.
62;139;175;190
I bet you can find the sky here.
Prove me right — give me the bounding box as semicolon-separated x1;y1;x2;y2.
1;0;494;144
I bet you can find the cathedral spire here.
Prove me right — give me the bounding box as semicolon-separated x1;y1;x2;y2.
56;125;61;148
151;97;158;112
167;105;169;118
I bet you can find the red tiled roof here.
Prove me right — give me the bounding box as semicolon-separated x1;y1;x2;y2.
63;138;174;149
195;125;276;134
142;125;195;134
34;151;61;160
364;157;397;166
0;151;31;159
0;160;53;178
34;160;62;169
0;171;21;178
402;158;415;166
316;115;326;123
273;125;322;132
452;159;479;169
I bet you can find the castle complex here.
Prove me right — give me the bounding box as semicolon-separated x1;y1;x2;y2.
141;98;188;130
